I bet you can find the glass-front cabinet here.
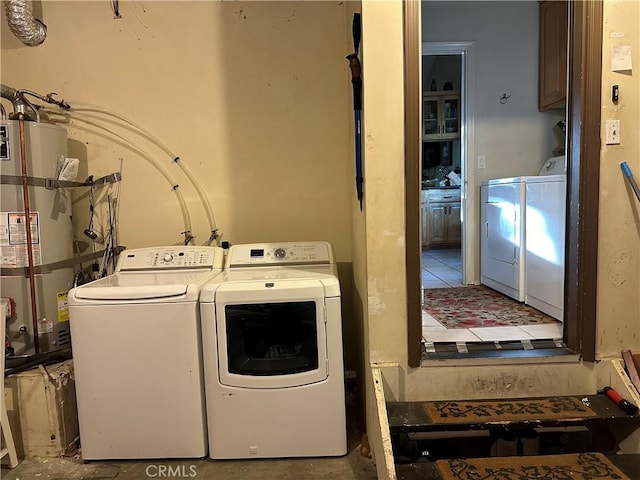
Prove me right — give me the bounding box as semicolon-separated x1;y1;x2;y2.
423;92;460;141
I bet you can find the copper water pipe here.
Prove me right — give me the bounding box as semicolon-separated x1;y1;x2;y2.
18;113;40;354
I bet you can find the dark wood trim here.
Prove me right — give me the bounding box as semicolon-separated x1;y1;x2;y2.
564;0;602;361
404;0;422;369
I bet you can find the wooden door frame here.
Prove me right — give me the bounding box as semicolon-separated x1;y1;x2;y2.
405;0;603;368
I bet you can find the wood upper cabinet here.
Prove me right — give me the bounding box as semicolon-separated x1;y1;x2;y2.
538;1;568;111
423;92;460;141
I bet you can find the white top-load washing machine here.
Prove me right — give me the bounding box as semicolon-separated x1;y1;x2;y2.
68;246;224;460
199;241;346;459
480;156;566;320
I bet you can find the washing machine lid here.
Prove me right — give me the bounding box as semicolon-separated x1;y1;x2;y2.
72;270;221;301
525;173;566;184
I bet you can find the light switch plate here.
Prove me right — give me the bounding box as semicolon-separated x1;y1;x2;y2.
478;155;486;169
606;119;621;145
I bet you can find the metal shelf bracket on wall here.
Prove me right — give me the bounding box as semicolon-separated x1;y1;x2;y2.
0;171;122;189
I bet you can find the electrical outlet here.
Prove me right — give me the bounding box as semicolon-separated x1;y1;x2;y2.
478;155;486;169
606;119;621;145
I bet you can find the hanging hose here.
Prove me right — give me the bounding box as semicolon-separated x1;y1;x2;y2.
43;109;194;244
61;104;219;244
18;114;40;354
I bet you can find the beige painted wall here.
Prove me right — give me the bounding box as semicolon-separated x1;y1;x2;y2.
1;1;353;257
359;3;407;471
597;0;640;359
345;0;369;407
361;1;407;368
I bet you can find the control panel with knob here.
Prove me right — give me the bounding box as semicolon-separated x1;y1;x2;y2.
116;246;221;271
227;242;334;267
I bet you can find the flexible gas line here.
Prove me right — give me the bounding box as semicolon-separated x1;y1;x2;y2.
44;110;194;245
60;103;219;245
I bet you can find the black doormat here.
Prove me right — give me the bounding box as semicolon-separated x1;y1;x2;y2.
423;396;596;424
436;452;629;480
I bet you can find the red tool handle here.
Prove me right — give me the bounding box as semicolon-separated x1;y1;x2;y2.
599;386;639;414
603;387;623;404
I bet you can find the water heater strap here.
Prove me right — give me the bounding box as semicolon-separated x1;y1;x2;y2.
0;172;121;189
0;245;125;277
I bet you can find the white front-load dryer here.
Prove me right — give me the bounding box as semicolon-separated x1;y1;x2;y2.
68;246;224;460
480;176;529;301
199;242;347;459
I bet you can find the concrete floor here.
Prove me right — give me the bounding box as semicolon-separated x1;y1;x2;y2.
2;409;377;480
2;452;377;480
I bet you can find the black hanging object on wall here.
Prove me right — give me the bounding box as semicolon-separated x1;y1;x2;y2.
84;176;98;240
346;13;363;211
111;0;121;19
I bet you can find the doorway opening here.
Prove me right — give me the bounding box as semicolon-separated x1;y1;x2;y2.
420;45;471;291
407;1;603;367
420;42;564;348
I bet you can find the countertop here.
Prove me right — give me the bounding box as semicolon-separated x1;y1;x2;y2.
421;185;461;190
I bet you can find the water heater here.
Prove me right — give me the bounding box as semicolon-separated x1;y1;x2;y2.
1;120;75;355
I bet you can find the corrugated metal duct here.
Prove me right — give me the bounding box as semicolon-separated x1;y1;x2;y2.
3;0;47;46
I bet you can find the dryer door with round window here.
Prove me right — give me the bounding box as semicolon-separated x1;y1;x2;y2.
214;279;329;389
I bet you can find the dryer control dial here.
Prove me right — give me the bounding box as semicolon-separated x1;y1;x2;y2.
163;254;174;263
274;248;286;260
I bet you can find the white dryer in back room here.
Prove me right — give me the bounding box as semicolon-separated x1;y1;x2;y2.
199;241;346;459
480;155;566;320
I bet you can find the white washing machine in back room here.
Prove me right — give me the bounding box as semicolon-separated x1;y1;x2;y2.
199;241;347;459
68;246;225;460
525;173;566;321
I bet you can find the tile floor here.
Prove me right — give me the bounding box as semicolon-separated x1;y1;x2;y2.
421;248;563;344
422;249;464;288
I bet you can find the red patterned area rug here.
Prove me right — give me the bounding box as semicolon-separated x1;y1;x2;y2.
423;286;557;329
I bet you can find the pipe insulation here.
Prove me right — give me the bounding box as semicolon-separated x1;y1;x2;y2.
1;83;18;100
3;0;47;46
